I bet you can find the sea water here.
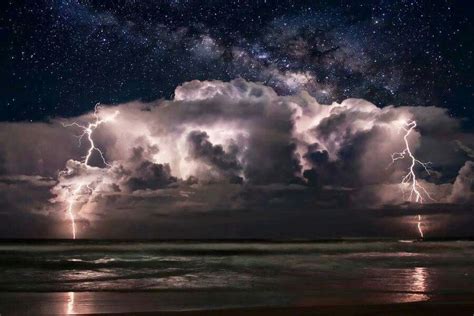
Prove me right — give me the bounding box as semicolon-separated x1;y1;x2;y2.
0;240;473;314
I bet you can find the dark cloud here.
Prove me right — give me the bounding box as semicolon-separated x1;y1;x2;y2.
125;161;177;192
187;130;243;183
449;161;474;204
0;122;82;177
117;144;178;192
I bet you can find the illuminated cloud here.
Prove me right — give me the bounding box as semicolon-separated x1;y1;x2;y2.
0;79;472;237
449;161;474;204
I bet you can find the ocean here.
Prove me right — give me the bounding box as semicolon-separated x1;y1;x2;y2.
0;240;473;314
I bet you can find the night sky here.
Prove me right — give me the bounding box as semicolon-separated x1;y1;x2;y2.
0;1;473;239
1;0;473;124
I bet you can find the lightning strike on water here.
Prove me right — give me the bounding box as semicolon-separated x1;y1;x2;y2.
66;185;82;240
62;104;119;239
391;120;433;239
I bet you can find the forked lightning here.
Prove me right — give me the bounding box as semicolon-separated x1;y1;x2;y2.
391;120;433;238
62;104;119;239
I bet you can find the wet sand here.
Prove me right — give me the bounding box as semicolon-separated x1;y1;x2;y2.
1;292;472;315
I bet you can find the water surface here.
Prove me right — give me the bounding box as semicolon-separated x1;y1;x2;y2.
0;240;473;314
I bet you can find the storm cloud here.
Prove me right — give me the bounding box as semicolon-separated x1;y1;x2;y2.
0;79;472;238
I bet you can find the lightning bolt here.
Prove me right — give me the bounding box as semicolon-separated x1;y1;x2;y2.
62;104;119;239
63;104;119;166
391;120;433;239
66;185;81;240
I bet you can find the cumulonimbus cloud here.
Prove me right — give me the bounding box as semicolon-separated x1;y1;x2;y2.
0;79;472;237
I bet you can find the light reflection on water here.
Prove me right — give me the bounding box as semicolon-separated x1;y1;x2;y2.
67;292;74;315
412;267;428;293
406;267;429;302
60;268;433;314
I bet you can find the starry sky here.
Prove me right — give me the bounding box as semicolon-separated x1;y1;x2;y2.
0;0;473;239
1;0;473;125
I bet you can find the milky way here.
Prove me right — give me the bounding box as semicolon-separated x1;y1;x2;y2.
1;0;472;124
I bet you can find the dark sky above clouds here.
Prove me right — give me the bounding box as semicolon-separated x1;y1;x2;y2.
1;0;473;123
0;1;473;239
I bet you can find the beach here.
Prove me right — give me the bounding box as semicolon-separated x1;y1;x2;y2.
0;291;473;315
0;292;473;315
0;240;473;315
